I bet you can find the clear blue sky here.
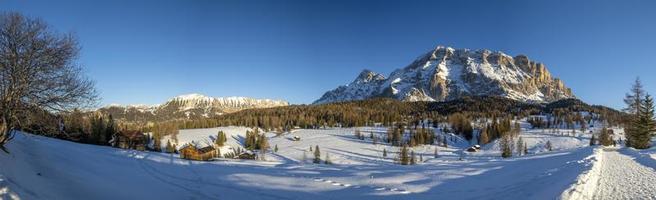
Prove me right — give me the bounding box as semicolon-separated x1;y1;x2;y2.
2;0;655;109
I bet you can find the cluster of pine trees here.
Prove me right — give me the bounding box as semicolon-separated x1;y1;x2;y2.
478;118;514;145
95;96;625;136
150;122;179;151
62;111;117;146
397;145;424;165
215;131;227;146
244;128;268;151
448;113;473;140
623;78;656;149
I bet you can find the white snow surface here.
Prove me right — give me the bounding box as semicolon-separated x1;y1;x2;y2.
1;124;637;200
563;147;656;200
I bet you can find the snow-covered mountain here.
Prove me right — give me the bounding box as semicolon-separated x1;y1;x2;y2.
314;46;574;104
99;94;288;121
160;93;289;113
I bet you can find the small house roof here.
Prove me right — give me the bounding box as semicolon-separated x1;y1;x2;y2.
119;130;145;140
198;146;216;153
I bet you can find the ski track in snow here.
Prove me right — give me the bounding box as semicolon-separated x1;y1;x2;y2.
592;149;656;200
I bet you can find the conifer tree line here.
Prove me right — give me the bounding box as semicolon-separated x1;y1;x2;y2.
92;96;625;135
62;111;117;146
381;125;437;147
23;92;628;152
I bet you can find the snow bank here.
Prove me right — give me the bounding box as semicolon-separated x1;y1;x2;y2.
560;148;604;200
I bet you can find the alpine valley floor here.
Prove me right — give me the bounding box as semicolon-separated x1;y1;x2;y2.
1;125;655;200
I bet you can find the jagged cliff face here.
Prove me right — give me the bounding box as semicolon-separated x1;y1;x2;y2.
314;46;574;104
98;94;289;121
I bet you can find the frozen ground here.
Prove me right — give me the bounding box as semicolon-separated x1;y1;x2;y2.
0;125;653;200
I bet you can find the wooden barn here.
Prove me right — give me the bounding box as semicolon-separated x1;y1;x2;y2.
112;130;147;151
180;145;217;161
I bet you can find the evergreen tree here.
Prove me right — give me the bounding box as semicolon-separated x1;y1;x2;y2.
545;140;553;151
512;122;521;138
152;131;162;152
501;135;512;158
354;129;362;140
624;77;645;147
399;145;409;165
479;127;490;145
104;115;116;145
215;131;227;146
523;142;528;155
165;140;175;153
383;148;387;158
644;94;656;137
274;144;279;152
624;77;645;115
324;153;332;165
410;151;416;165
434;148;439;158
634;94;655;149
393;128;402;146
313;145;321;164
516;137;524;156
258;133;269;150
599;128;613;146
589;135;596;146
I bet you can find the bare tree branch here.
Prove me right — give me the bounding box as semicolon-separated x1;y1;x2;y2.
0;12;98;153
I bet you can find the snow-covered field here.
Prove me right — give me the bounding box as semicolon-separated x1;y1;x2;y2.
0;125;654;200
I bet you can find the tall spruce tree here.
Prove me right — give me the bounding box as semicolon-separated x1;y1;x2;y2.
313;145;321;164
479;127;490;145
624;77;645;147
410;151;416;165
516;137;524;156
501;135;512;158
399;145;409;165
634;94;655;149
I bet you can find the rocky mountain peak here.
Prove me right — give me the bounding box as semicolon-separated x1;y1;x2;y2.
314;45;575;104
354;69;386;84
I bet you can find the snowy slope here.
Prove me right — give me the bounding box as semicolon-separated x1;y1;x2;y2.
0;122;620;200
314;46;574;104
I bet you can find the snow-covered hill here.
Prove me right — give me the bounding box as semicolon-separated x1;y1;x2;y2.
98;93;289;120
0;129;595;200
2;123;654;200
314;46;574;104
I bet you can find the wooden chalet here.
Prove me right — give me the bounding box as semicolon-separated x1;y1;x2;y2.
180;145;217;161
113;130;147;151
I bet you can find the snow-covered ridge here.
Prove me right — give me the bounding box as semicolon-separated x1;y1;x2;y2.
314;45;575;104
99;93;289;119
165;93;289;111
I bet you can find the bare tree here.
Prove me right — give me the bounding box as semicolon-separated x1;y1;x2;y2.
0;13;97;153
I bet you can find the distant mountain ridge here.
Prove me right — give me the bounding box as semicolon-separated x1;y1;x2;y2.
314;46;575;104
98;94;288;121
